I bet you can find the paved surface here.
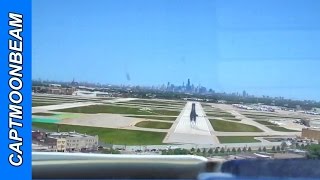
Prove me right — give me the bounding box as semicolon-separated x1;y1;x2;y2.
213;131;301;136
206;103;303;136
56;113;171;132
163;102;219;145
32;102;101;113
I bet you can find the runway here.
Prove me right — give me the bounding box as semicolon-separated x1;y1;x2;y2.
163;102;219;145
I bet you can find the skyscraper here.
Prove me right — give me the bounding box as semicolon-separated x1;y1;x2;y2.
187;78;191;91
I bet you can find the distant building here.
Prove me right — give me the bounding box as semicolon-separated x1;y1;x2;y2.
242;90;247;97
301;128;320;141
217;100;227;104
32;131;99;152
72;90;109;97
49;131;99;152
32;85;75;95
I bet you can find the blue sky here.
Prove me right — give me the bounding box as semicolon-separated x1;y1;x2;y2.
32;0;320;101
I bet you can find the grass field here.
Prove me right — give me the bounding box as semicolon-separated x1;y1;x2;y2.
125;115;177;121
206;112;236;118
217;136;260;143
52;105;179;116
210;119;263;132
244;120;299;132
205;110;239;121
130;100;185;105
32;112;57;116
266;125;300;132
32;102;58;107
152;109;180;116
32;122;166;145
220;117;241;121
135;121;173;129
255;120;275;126
115;102;184;107
205;109;237;120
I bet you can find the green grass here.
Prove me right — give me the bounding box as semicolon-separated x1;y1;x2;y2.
210;119;263;132
206;113;235;118
222;117;241;121
32;118;60;123
151;109;180;116
217;136;260;143
135;121;173;129
255;120;275;126
52;105;179;116
32;122;166;145
266;125;300;132
130;100;185;105
255;121;300;132
32;102;58;107
116;102;183;107
206;109;236;119
125;115;177;121
32;112;57;116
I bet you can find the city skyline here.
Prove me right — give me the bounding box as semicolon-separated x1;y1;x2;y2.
33;77;319;102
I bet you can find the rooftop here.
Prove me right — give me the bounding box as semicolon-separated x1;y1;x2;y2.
49;131;96;138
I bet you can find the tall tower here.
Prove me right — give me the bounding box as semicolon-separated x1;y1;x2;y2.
187;78;191;91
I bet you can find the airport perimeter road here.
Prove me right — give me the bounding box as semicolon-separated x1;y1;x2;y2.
163;102;219;145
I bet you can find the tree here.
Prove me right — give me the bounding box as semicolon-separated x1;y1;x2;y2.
272;146;276;152
227;148;231;154
242;147;247;152
191;147;195;152
232;148;236;153
258;147;262;152
174;148;189;155
305;143;311;149
237;147;242;153
202;148;206;155
248;147;252;152
197;148;201;154
281;142;287;151
168;149;174;155
208;148;213;154
301;144;305;149
263;147;267;152
214;148;219;154
306;144;320;159
276;146;281;152
296;143;300;149
161;150;167;155
220;147;225;154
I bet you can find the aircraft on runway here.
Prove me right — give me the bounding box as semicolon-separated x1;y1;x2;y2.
190;103;198;127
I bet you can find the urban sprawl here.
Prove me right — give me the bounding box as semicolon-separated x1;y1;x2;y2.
32;79;320;161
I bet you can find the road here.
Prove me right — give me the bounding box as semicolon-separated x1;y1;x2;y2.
163;102;219;145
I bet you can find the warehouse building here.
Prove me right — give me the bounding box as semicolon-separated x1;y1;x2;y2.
301;128;320;141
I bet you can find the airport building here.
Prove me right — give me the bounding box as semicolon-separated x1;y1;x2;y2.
32;85;76;95
32;131;99;152
49;132;99;152
301;128;320;141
